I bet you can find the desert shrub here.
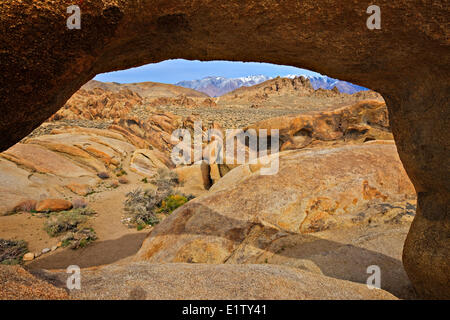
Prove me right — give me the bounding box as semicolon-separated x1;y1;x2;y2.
123;169;189;229
124;188;193;229
157;194;189;214
136;223;146;231
115;168;128;177
44;211;87;237
154;168;179;191
124;189;160;226
61;228;97;250
12;200;37;214
0;239;28;265
74;207;96;216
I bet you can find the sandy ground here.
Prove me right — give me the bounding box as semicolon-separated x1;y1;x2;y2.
0;170;152;271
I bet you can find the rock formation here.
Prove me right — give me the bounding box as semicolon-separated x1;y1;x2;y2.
39;263;397;300
246;100;392;151
49;88;142;121
0;0;448;298
0;126;171;215
218;76;384;110
135;143;417;297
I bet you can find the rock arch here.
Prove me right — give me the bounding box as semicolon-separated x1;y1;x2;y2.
0;1;448;298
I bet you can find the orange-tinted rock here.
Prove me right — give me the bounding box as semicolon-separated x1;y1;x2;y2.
129;149;168;178
247;101;392;151
48;88;141;122
136;144;415;262
2;144;93;178
66;183;92;196
113;114;182;153
175;161;211;194
36;199;72;213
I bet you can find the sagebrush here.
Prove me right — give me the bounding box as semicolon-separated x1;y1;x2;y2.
0;239;28;265
124;168;192;228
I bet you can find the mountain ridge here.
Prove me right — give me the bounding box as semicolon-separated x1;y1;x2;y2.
176;75;368;97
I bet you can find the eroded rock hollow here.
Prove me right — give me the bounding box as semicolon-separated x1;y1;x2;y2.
0;1;448;298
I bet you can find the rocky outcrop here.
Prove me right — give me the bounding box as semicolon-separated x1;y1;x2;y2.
42;262;396;300
224;76;315;98
146;95;217;109
129;149;169;177
135;144;416;296
175;161;212;195
0;126;170;215
219;76;384;110
111;113;183;153
49;88;142;121
82;80;209;99
247;100;392;151
0;1;448;298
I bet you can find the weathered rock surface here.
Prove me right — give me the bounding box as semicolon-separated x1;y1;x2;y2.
247;100;392;151
135;144;416;297
0;265;68;300
0;127;170;215
0;0;448;298
129;149;169;177
2;144;94;178
112;113;183;153
82;80;208;99
40;263;396;300
175;161;212;195
220;76;384;110
49;87;142;121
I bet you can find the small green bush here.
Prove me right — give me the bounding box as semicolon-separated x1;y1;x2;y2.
124;169;191;229
44;211;87;237
116;168;127;177
124;189;158;224
61;238;72;248
0;239;28;265
157;194;189;214
154;168;179;191
61;228;97;250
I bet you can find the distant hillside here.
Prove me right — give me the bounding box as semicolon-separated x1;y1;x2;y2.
217;76;382;111
82;80;209;99
177;75;368;96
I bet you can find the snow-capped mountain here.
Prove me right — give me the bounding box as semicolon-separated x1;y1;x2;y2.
176;74;367;97
284;75;368;94
176;75;272;97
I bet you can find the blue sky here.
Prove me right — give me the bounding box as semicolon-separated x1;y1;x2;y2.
94;59;322;84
